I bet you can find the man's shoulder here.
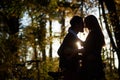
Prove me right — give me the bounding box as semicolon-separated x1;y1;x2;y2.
65;32;76;39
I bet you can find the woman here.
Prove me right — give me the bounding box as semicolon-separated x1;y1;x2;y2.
80;15;106;80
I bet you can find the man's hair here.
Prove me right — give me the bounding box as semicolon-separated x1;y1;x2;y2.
70;16;82;27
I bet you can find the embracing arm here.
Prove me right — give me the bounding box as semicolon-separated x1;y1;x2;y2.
78;48;85;53
58;45;81;60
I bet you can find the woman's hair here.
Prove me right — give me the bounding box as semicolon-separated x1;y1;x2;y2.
84;15;105;46
84;15;100;30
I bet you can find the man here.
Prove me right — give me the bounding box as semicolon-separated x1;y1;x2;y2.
57;16;84;80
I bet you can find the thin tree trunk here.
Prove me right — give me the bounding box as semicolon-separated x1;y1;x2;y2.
49;19;52;60
60;11;65;43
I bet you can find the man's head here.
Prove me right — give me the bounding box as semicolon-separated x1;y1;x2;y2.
70;16;84;32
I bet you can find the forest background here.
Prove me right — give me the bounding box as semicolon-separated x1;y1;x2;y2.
0;0;120;80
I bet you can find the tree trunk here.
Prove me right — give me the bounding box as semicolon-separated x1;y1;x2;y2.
60;11;65;43
49;19;52;60
99;0;120;77
104;0;120;77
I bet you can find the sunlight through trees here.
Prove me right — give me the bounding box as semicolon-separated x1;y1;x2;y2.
0;0;120;80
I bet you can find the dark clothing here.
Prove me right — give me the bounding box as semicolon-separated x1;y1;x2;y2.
82;30;105;80
58;32;81;80
63;69;80;80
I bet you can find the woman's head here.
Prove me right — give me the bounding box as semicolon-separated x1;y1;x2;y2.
84;15;105;46
84;15;100;31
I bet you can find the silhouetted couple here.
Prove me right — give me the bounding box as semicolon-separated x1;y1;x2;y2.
58;15;106;80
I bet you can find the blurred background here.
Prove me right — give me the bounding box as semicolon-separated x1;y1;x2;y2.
0;0;120;80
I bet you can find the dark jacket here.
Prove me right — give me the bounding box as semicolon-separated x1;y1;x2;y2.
58;32;80;71
82;30;105;79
